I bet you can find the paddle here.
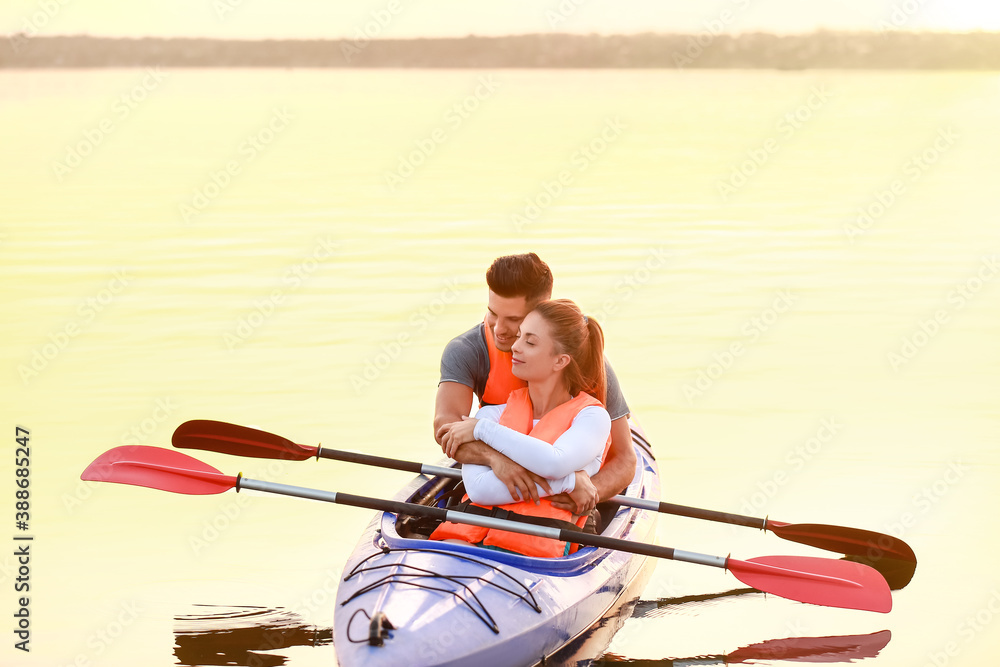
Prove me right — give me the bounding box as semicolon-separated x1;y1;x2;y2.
82;445;892;614
171;419;916;588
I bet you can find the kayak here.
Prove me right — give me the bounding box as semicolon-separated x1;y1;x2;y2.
333;420;659;667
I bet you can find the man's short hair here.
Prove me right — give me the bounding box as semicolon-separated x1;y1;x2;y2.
486;253;553;304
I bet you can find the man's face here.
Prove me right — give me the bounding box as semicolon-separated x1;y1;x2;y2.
485;291;531;353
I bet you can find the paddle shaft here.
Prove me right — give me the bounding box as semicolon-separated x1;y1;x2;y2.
318;446;453;479
237;476;726;568
173;420;915;570
318;446;767;529
82;445;892;611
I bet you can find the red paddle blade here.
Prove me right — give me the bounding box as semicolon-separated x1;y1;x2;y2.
81;445;238;495
173;420;316;461
769;521;916;563
728;555;892;613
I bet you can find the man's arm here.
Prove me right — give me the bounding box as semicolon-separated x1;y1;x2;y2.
593;416;638;500
434;381;474;444
550;416;636;513
434;381;550;503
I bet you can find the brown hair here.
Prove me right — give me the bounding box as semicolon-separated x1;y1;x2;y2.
486;253;553;305
532;299;606;405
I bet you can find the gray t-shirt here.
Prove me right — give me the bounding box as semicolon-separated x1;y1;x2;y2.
439;323;631;421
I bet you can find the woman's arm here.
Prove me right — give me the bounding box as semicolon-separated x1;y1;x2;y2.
461;464;578;505
473;406;610;479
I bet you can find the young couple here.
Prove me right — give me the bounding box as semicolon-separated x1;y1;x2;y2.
430;253;636;558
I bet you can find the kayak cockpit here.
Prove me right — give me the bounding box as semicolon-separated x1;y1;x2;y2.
375;442;656;574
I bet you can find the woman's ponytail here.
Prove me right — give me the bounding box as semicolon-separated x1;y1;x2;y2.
580;315;607;405
532;300;607;405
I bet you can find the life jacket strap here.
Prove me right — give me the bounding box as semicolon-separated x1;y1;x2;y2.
455;500;584;533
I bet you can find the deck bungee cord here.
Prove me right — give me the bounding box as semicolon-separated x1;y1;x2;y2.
341;543;542;635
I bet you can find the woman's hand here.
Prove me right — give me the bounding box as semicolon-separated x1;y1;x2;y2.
440;416;478;460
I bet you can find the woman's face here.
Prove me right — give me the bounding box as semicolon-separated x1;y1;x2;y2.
510;311;569;382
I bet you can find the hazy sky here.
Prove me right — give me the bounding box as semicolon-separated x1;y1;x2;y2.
4;0;999;39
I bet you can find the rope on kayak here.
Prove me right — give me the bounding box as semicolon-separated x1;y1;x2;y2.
342;547;541;635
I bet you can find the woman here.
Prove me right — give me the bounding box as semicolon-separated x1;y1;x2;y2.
431;299;612;558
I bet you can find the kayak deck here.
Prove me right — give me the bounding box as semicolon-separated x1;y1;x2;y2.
334;426;659;667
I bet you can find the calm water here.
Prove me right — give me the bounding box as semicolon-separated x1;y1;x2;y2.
1;68;999;666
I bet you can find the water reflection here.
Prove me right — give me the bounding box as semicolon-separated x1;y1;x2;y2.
545;559;657;666
174;605;332;666
595;588;890;665
630;588;759;619
594;629;890;664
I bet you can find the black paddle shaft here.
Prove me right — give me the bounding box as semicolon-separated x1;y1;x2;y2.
657;502;767;529
317;447;437;476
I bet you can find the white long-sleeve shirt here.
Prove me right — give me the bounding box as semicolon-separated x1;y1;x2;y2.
461;402;611;505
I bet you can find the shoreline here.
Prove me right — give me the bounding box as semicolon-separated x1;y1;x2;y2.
3;31;1000;69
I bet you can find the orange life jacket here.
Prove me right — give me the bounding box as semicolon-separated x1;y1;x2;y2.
479;320;527;407
430;388;611;558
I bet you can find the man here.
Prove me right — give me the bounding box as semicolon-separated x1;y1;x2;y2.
433;253;636;515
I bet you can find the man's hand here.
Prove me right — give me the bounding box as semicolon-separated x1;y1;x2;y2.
549;470;599;515
442;439;492;465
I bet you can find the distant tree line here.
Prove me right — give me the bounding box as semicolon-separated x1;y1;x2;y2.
3;32;999;69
